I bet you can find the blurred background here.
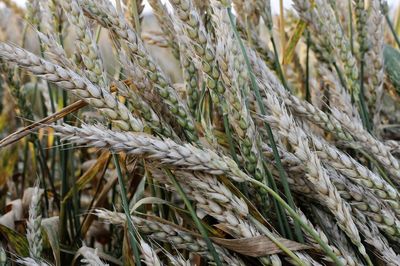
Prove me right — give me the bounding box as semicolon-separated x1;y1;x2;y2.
7;0;400;14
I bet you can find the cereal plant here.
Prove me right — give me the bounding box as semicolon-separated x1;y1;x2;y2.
0;0;400;265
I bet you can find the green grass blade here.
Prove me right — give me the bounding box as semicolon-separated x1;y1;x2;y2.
166;170;223;266
227;7;303;243
113;154;142;266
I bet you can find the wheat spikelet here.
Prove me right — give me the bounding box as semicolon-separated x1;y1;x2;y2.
0;0;25;17
148;0;180;58
353;209;400;265
94;209;246;265
60;0;107;87
52;123;249;182
15;257;50;266
261;92;371;263
140;240;162;266
0;42;143;132
79;246;109;266
80;0;199;142
26;184;43;260
364;0;385;130
331;108;400;182
293;0;360;100
251;48;400;217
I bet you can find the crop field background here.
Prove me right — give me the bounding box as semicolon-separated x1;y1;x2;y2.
1;0;400;265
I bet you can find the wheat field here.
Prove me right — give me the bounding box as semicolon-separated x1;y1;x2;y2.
0;0;400;265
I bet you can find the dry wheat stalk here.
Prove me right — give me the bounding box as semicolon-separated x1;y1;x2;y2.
0;42;143;132
331;107;400;182
0;0;25;16
148;0;200;115
15;257;51;266
293;0;360;101
254;0;272;29
166;255;191;266
248;49;354;142
115;81;177;139
26;0;40;26
167;0;224;99
180;49;200;116
212;3;265;181
312;209;365;266
232;0;259;27
150;169;257;238
328;167;400;237
294;209;357;266
116;50;181;136
263;141;400;237
316;65;360;122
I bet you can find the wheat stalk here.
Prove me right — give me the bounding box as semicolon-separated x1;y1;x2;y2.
148;0;180;58
353;209;400;265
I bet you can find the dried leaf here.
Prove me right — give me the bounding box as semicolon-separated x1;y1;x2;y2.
42;216;60;266
212;235;312;257
62;151;110;203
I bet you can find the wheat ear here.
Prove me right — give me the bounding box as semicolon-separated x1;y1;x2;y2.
0;42;143;132
94;210;245;265
27;184;43;260
80;0;198;142
262;93;371;264
60;0;107;87
52;123;249;182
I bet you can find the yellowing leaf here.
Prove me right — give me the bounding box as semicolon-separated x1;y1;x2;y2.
282;20;307;65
